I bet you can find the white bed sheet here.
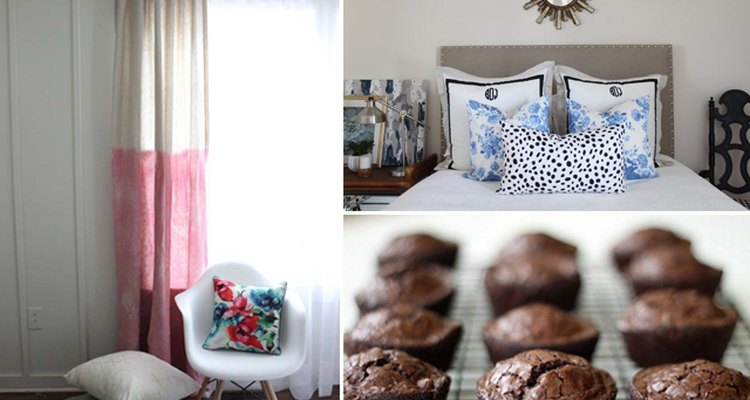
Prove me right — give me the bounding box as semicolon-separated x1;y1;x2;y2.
385;156;745;211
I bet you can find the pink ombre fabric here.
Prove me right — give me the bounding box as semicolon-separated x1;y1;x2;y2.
112;149;207;368
112;0;208;375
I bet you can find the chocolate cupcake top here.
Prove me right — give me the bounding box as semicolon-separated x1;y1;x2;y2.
612;228;690;269
487;255;579;286
476;350;617;400
355;264;454;312
630;359;750;400
346;303;462;347
617;289;737;330
627;245;722;282
498;232;577;261
483;303;598;345
377;233;457;263
344;347;451;400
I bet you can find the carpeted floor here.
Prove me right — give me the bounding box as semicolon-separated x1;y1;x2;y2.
0;387;340;400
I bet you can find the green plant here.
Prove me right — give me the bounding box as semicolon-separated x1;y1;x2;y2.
348;140;373;156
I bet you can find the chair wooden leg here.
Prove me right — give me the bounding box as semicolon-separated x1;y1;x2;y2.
260;380;278;400
192;377;211;400
209;380;225;400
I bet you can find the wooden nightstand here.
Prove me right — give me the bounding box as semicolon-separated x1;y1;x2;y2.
344;154;438;211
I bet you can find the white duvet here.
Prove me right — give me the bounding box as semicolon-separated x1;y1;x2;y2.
385;156;745;211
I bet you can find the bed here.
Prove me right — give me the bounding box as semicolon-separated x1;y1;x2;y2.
383;45;745;211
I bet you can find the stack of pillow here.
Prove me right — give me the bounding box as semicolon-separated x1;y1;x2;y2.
435;62;668;195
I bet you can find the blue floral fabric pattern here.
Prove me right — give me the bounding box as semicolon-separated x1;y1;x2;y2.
511;96;551;132
203;277;287;355
463;96;550;181
567;98;606;134
566;96;657;180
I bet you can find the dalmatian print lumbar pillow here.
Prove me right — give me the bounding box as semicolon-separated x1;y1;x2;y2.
497;122;627;195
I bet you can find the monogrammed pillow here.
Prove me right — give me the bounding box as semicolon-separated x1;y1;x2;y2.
554;65;667;162
498;122;627;195
436;61;554;171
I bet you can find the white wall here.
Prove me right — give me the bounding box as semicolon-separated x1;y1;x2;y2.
0;0;116;389
344;0;750;172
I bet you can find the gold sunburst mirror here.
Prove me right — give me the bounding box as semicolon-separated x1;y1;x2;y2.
524;0;594;30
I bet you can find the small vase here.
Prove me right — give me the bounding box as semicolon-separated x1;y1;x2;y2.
357;154;372;178
347;156;360;173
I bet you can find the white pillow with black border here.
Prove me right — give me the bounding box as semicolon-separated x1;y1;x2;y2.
553;65;667;164
436;61;555;171
497;121;627;195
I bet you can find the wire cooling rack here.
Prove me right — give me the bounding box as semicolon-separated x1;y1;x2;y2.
445;262;750;400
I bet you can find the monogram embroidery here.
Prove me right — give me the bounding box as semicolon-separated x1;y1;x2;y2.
485;87;499;101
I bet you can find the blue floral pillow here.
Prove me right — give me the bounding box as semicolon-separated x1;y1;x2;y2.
463;96;550;181
567;96;657;180
203;277;286;355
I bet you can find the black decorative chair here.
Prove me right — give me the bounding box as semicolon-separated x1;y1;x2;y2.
699;89;750;209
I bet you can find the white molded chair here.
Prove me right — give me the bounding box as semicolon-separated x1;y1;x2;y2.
175;262;307;400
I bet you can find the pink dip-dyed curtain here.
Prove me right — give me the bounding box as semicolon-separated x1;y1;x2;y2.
112;0;208;372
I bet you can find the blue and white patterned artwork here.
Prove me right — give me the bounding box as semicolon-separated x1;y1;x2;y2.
344;79;428;167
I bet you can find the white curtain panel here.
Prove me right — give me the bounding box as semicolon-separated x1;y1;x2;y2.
114;0;209;153
206;0;341;398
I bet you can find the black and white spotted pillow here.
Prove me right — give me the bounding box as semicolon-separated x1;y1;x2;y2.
497;122;627;195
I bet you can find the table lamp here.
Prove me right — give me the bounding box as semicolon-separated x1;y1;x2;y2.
356;95;425;177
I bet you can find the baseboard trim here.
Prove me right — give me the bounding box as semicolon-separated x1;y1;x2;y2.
0;376;71;390
0;389;77;393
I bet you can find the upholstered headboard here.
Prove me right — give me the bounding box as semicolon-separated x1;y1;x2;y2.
439;44;675;157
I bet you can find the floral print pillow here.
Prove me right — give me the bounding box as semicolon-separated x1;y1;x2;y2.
567;96;657;180
202;277;287;355
463;96;550;181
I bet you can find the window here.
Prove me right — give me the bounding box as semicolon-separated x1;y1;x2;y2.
206;1;341;397
207;1;341;281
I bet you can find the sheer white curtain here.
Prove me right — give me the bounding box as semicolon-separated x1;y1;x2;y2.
206;0;341;398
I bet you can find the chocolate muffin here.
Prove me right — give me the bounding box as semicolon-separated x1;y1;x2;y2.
476;349;617;400
484;254;581;316
611;227;690;272
629;359;750;400
482;303;599;363
626;245;723;296
355;264;455;316
344;304;463;370
617;289;738;367
497;232;577;261
377;233;458;276
344;347;451;400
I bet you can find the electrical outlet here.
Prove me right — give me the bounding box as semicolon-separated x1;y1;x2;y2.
28;307;42;330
